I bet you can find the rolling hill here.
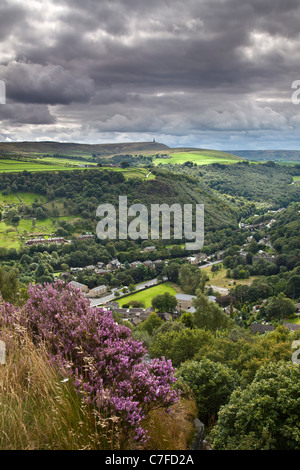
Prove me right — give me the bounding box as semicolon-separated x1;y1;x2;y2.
0;141;170;157
0;140;243;162
227;150;300;164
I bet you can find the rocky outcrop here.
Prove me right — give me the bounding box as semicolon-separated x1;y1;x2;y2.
191;418;212;450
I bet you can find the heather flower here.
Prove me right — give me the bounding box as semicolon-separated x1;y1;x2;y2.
0;281;179;441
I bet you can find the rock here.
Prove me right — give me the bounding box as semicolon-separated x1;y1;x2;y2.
191;418;205;450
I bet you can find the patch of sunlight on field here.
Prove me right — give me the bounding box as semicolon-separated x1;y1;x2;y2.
117;282;177;308
155;151;242;165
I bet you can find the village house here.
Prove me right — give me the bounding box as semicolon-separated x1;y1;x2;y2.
130;261;143;268
175;293;197;311
105;301;119;310
143;260;155;268
26;237;67;246
46;237;67;244
244;222;267;231
95;268;109;275
77;234;94;241
251;323;275;335
258;236;270;245
158;312;172;322
283;322;300;333
69;281;89;293
106;259;123;270
252;251;276;263
142;246;156;252
153;259;163;265
88;285;108;298
187;256;198;265
70;267;83;273
215;251;225;260
107;305;152;326
25;238;45;246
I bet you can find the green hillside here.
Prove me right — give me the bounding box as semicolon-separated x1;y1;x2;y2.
0;141;244;166
155;149;243;165
0;140;169;157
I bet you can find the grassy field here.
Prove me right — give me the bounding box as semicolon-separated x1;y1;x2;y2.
0;192;47;205
0;159;77;173
40;156;98;167
155;150;243;166
0;158;155;181
122;168;155;180
0;222;21;249
0;215;86;250
284;316;300;325
117;282;178;308
293;176;300;181
18;218;56;236
201;264;259;290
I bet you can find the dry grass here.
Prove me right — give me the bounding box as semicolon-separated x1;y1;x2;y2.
202;265;259;289
0;324;196;450
0;326;119;450
133;399;197;451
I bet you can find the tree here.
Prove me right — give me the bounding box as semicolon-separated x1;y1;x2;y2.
0;267;23;305
193;292;234;331
176;359;239;425
163;262;180;283
136;313;163;336
286;275;300;299
264;292;295;320
211;264;221;273
211;362;300;450
215;295;236;308
179;312;195;329
149;328;213;368
179;264;208;295
151;292;177;313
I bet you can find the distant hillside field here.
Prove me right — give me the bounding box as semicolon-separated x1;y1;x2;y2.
155;149;243;165
0;141;245;167
0;158;155;179
227;150;300;163
0;141;169;157
0;159;75;173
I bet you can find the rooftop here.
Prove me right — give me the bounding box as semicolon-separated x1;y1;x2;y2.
175;293;197;301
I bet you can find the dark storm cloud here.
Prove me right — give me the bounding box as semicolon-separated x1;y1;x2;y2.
1;62;95;105
0;102;55;125
0;1;26;42
1;0;300;148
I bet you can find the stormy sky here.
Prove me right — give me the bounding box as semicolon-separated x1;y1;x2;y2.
1;0;300;150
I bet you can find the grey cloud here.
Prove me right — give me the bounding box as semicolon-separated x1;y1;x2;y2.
0;1;26;42
1;62;95;105
0;0;300;148
0;103;56;125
